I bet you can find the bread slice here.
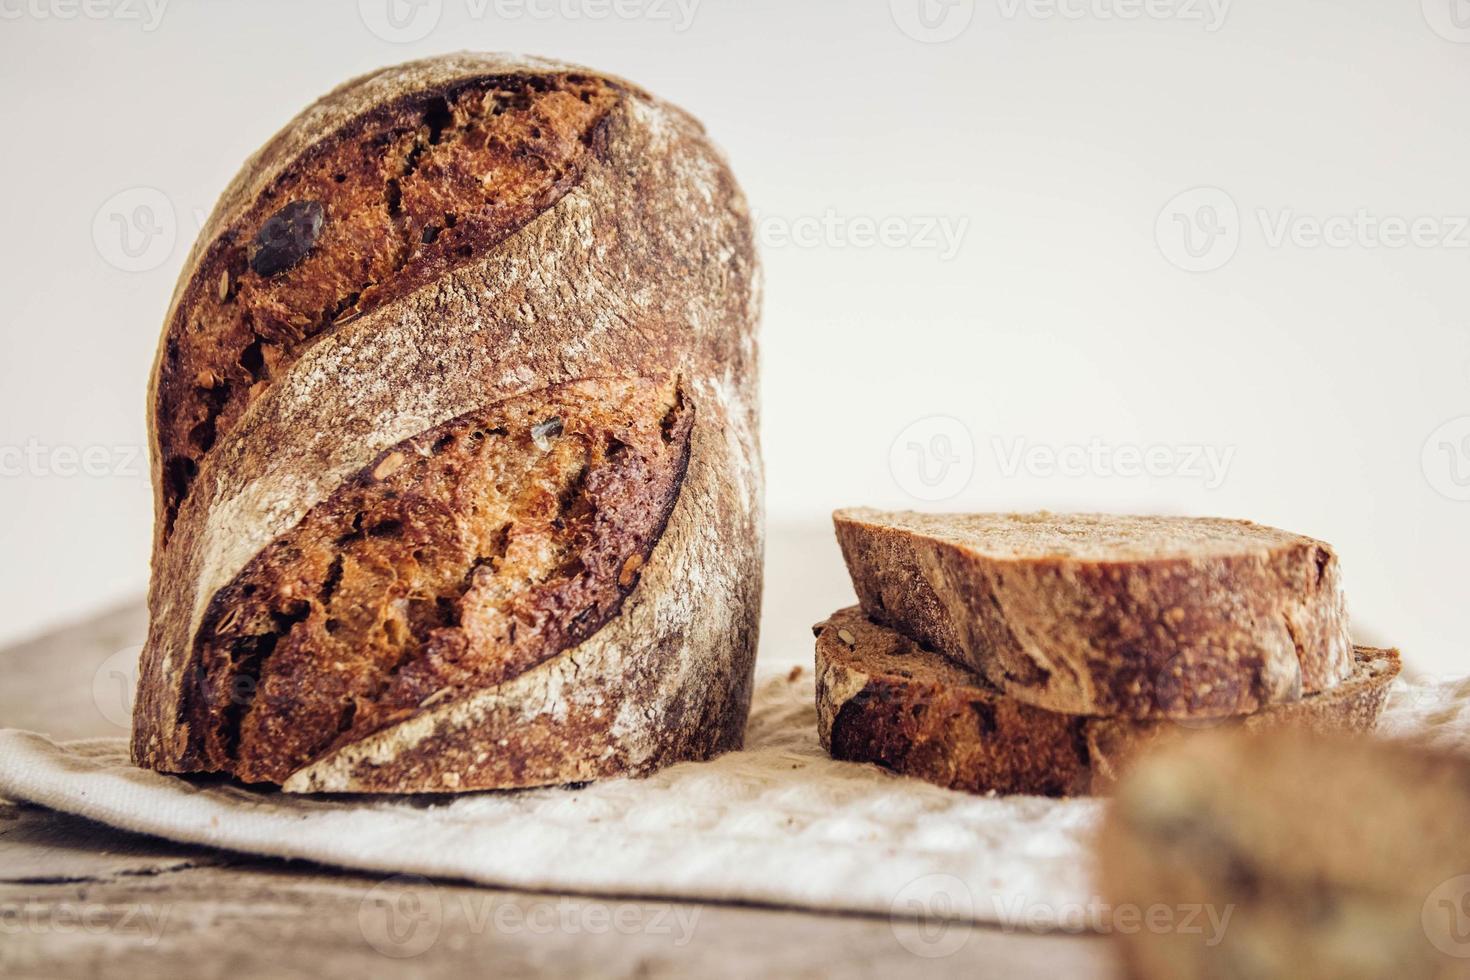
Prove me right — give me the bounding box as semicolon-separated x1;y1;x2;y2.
1099;731;1470;978
814;608;1397;797
833;508;1354;718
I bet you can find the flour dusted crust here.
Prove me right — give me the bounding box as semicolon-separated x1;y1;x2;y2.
153;69;622;542
133;53;762;792
814;609;1395;797
834;509;1354;719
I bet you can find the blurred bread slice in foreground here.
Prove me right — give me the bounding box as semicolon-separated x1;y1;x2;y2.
1099;730;1470;978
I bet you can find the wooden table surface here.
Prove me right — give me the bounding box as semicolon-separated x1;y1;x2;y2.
0;527;1114;979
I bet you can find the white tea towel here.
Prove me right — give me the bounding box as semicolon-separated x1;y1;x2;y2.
1;668;1466;928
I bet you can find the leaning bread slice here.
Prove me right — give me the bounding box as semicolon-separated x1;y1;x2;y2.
814;608;1397;797
1099;730;1470;978
833;508;1354;718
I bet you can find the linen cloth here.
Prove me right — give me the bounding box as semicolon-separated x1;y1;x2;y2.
1;667;1465;928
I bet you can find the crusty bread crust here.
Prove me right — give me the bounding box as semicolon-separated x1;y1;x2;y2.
834;509;1354;718
153;71;621;544
133;54;763;792
183;377;694;785
814;608;1396;797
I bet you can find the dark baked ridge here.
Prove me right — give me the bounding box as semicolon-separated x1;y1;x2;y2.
814;608;1397;797
182;376;692;784
155;72;621;543
1100;732;1470;977
834;508;1355;718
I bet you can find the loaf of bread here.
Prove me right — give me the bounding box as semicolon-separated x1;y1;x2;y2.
815;608;1397;796
132;54;763;792
834;509;1354;718
1100;731;1470;978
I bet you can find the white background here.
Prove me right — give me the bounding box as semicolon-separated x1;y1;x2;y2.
1;0;1467;673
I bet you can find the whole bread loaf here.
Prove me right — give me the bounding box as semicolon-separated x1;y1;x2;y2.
132;54;762;792
834;509;1354;718
1100;731;1470;978
814;608;1396;796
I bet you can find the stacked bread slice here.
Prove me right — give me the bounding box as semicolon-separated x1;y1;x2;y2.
815;508;1400;796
